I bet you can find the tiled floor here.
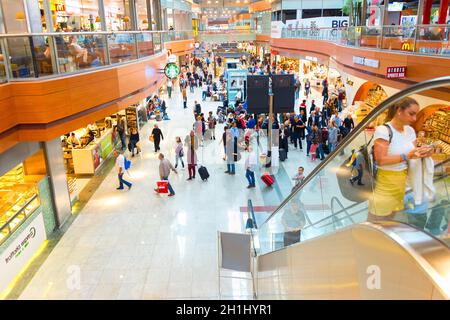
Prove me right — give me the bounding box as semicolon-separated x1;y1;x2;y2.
18;76;329;300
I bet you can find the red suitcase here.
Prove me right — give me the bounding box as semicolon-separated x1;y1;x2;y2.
261;173;274;187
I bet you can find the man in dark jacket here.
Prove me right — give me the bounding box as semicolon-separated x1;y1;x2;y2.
292;116;304;150
151;124;164;153
279;123;290;157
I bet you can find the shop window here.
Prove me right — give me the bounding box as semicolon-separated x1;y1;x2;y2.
1;0;28;33
136;0;149;30
283;10;297;23
104;0;131;31
47;0;101;32
323;9;343;17
0;159;44;244
301;9;322;19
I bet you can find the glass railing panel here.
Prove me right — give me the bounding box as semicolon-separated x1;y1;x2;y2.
256;126;378;254
381;25;416;51
416;25;450;55
54;34;108;73
153;33;162;53
108;33;138;64
0;42;7;82
136;33;154;58
7;36;39;78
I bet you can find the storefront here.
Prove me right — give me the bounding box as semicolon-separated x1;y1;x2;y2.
61;100;148;205
415;105;450;161
0;148;56;296
38;0;102;32
350;82;388;126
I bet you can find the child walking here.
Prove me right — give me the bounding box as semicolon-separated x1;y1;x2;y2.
174;136;185;168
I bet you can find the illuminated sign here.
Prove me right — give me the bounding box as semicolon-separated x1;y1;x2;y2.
55;4;66;12
352;56;379;68
164;63;180;79
386;66;406;79
401;42;412;51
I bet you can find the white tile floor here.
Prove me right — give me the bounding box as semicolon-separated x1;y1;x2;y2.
18;76;330;300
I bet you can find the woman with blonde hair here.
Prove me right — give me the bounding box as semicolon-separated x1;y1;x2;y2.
369;97;433;221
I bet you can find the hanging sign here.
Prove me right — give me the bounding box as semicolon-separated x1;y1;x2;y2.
386;66;406;79
164;63;180;79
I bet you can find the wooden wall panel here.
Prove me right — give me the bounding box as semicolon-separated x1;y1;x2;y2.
164;39;194;54
270;38;450;85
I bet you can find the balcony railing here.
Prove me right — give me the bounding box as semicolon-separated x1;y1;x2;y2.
0;30;194;83
281;24;450;56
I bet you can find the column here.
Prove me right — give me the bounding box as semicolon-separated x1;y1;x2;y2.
438;0;449;24
422;0;433;24
42;138;72;229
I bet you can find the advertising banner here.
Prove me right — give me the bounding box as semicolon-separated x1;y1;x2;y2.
285;17;349;30
271;21;285;38
0;212;46;292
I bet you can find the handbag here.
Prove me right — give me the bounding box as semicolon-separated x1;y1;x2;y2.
149;135;154;142
156;181;169;194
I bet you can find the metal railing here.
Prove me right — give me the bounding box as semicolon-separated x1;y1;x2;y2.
281;24;450;56
0;30;194;83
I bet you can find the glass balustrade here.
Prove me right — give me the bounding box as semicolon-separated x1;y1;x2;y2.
0;30;193;81
280;25;450;56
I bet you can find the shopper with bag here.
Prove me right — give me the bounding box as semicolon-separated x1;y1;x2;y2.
114;149;132;191
154;153;177;197
369;98;433;220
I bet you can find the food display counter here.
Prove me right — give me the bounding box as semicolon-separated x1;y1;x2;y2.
71;128;115;175
0;165;41;245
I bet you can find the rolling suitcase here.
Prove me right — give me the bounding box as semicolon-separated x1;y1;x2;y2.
261;173;274;187
198;165;210;181
279;148;287;161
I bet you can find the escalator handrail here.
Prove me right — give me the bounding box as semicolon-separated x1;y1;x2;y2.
260;76;450;228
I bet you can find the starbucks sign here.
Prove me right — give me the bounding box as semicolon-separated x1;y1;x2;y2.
164;63;180;79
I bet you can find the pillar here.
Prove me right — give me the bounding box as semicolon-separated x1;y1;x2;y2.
42;138;72;229
422;0;433;24
438;0;449;24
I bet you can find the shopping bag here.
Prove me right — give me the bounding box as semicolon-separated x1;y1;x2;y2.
156;180;169;194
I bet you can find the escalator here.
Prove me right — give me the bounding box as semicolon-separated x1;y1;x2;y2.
251;77;450;299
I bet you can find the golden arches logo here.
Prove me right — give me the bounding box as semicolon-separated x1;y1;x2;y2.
402;42;411;51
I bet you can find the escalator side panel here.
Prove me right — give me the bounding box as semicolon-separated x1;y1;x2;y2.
257;223;448;299
257;229;360;299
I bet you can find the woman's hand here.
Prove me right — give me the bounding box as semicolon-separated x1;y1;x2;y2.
407;146;432;160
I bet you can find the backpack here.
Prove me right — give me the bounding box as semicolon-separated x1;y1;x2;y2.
365;123;393;178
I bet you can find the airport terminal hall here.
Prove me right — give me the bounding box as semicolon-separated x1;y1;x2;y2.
0;0;449;301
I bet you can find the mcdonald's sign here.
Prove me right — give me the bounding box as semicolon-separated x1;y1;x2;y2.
55;4;66;12
401;42;412;51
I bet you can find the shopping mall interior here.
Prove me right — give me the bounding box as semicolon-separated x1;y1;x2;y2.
0;0;449;300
